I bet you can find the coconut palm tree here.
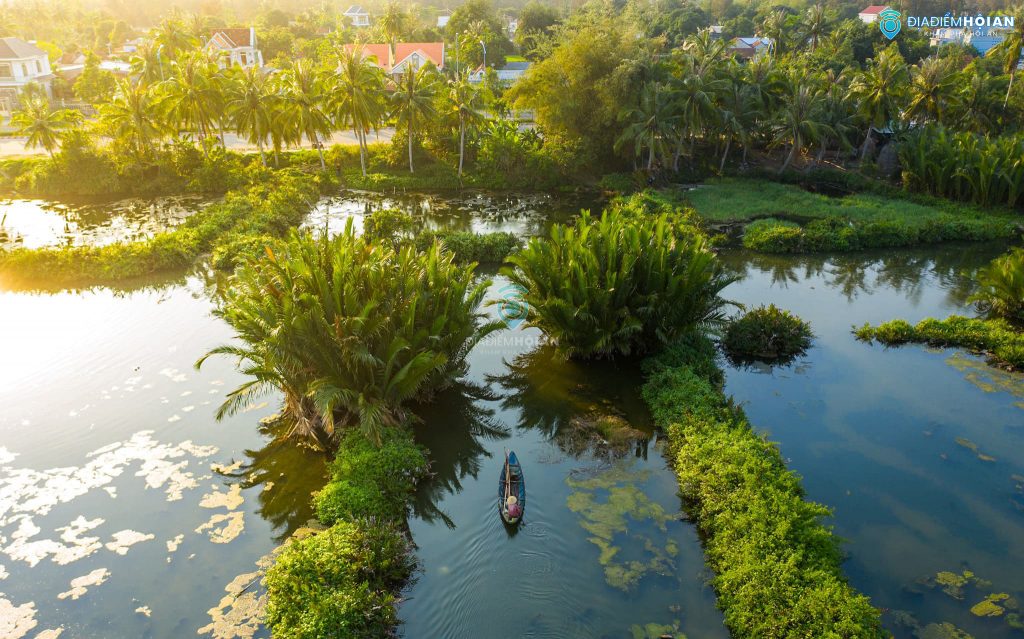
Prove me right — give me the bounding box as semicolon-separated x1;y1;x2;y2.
802;4;829;52
225;65;275;166
906;56;960;124
98;79;165;161
282;61;333;170
956;70;1002;134
669;57;725;171
716;74;758;171
377;2;409;54
11;98;82;157
390;64;439;173
333;47;387;176
761;9;791;57
447;76;484;182
774;74;830;173
848;44;908;160
153;14;199;59
616;82;675;171
130;42;164;85
159;53;220;149
992;5;1024;107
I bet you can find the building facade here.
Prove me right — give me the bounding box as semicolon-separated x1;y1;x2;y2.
0;37;54;113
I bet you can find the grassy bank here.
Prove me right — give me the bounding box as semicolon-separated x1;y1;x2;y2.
0;168;327;288
685;178;1017;253
642;335;884;638
855;316;1024;370
266;427;428;638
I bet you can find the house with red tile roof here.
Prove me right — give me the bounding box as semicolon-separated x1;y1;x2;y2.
344;42;444;75
205;27;264;69
858;6;889;23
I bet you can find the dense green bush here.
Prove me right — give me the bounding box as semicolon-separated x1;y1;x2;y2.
265;520;415;639
856;316;1024;370
900;125;1024;208
0;170;319;287
968;248;1024;324
314;428;427;524
414;230;521;264
642;336;884;638
723;305;813;364
503;206;735;358
198;225;501;448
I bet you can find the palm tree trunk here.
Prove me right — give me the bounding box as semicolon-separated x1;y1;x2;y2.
860;127;872;161
257;139;267;167
780;140;798;174
458;118;466;181
355;127;366;177
673;134;684;172
816;141;826;165
647;139;655;171
719;137;731;173
408;120;415;173
311;131;325;170
1006;69;1016;108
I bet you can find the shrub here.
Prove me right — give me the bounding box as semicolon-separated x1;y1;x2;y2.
723;305;813;364
363;209;418;250
265;520;415;639
856;315;1024;370
314;428;427;524
968;248;1024;324
414;230;521;264
198;225;501;448
503;206;736;358
742;219;804;253
642;336;884;638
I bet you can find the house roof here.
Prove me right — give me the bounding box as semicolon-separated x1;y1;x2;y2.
730;37;769;48
0;37;46;60
344;43;392;68
344;5;369;15
501;61;530;71
859;5;888;15
209;28;254;48
394;42;444;67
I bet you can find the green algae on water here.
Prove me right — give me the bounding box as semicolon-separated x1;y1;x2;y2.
566;462;678;591
630;621;687;639
970;593;1010;617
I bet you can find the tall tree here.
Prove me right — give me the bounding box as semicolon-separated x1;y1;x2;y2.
615;82;675;171
333;48;386;176
98;79;164;161
991;5;1024;107
283;61;333;170
906;56;959;124
848;45;908;159
158;53;220;150
11;98;82;157
802;5;829;52
225;66;275;166
446;76;484;181
774;74;830;173
390;65;439;173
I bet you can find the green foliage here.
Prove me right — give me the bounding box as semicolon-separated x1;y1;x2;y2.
265;520;415;639
314;428;427;525
968;248;1024;324
900;124;1024;208
0;170;318;288
856;316;1024;370
504;205;735;358
723;305;813;363
641;335;884;638
414;230;521;264
199;225;500;448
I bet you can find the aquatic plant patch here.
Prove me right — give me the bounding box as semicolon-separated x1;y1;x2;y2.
855;316;1024;371
722;304;813;364
641;335;884;637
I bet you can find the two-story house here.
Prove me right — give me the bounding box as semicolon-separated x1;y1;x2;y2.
0;37;54;112
205;27;264;70
344;6;371;28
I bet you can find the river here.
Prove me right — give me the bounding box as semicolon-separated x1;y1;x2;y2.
0;191;1021;639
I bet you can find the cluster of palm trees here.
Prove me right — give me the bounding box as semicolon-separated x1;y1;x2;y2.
13;38;486;178
617;4;1024;175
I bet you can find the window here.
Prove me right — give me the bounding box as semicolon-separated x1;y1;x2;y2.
35;60;42;73
21;63;28;76
0;63;12;79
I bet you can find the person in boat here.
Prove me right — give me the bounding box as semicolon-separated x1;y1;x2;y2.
505;495;522;520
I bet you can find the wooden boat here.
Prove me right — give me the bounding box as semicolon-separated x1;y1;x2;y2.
498;450;526;525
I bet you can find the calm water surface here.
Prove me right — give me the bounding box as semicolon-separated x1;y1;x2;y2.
0;196;213;250
719;244;1024;639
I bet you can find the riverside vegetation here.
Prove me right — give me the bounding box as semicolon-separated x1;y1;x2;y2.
856;248;1024;370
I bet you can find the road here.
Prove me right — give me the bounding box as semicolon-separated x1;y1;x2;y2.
0;127;396;158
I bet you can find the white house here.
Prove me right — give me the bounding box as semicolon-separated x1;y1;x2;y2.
390;43;445;76
728;37;773;60
205;27;264;69
858;6;888;23
0;37;54;112
344;6;371;28
470;61;529;84
437;10;451;28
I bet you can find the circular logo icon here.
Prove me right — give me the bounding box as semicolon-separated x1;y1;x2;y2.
496;284;529;329
878;8;902;40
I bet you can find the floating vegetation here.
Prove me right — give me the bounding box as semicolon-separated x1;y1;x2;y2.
166;534;183;553
199;524;323;639
919;570;991;600
105;530;155;555
57;567;110;600
629;621;686;639
560;411;647;459
566;463;677;591
0;596;37;639
195;511;245;544
953;438;997;463
135;606;151;617
916;622;974;639
946;353;1024;404
5;515;104;567
970;593;1010;617
199;484;244;510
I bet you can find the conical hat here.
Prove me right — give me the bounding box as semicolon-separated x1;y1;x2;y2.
506;495;518;505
